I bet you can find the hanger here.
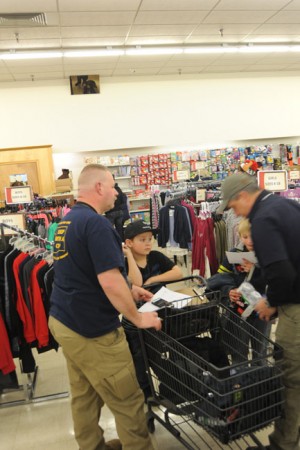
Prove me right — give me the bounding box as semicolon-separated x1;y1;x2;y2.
9;233;22;245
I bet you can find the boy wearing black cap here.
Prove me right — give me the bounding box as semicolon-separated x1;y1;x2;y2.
123;220;182;290
123;220;182;401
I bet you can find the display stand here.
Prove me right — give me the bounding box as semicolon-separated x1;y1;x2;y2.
0;223;69;408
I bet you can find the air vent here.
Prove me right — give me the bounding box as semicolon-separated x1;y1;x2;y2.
0;13;47;27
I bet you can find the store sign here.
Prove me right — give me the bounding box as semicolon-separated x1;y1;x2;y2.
5;186;33;204
257;170;288;192
172;170;190;182
289;170;300;180
196;189;206;202
0;214;26;234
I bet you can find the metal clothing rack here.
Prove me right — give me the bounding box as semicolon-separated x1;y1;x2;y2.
0;222;69;408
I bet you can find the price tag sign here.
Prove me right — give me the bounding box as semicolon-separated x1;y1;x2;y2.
196;189;206;202
5;186;33;204
0;214;26;234
257;170;288;192
289;170;300;180
172;170;190;182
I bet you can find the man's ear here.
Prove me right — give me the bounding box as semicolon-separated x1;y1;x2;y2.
95;181;102;195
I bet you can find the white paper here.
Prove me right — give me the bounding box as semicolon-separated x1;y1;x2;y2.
225;251;258;265
138;302;160;312
138;286;191;311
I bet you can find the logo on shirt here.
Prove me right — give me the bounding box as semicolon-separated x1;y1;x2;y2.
53;221;70;260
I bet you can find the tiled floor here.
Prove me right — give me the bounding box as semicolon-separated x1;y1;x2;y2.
0;334;274;449
0;249;275;449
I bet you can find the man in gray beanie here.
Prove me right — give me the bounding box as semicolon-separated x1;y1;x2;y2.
218;172;300;450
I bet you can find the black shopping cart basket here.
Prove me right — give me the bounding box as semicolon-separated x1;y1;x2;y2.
138;277;284;450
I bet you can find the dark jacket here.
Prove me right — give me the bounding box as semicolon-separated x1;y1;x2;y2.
158;204;192;249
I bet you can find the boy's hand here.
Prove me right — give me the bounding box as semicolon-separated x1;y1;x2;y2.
122;244;132;258
241;258;254;273
131;285;153;303
229;288;241;303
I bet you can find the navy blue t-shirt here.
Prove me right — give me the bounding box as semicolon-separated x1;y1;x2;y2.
50;202;126;338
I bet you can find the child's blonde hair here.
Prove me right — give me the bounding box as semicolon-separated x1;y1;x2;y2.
238;218;251;236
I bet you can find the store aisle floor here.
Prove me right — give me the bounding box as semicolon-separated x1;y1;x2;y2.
0;344;273;450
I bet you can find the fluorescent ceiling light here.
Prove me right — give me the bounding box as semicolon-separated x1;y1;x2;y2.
1;43;300;61
239;45;289;53
184;47;238;54
0;51;62;60
64;49;124;57
126;47;183;56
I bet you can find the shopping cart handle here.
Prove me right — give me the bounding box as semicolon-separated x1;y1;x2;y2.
142;275;207;291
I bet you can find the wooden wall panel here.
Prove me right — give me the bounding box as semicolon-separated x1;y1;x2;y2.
0;145;55;201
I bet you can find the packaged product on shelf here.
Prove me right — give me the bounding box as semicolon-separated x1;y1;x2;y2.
139;175;147;185
119;155;130;165
190;150;199;161
199;150;208;161
84;156;98;164
98;156;111;165
140;155;149;166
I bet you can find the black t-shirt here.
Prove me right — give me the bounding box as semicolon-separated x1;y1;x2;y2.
50;202;126;338
125;250;175;289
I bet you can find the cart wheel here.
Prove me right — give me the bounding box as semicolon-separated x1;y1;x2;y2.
147;417;155;433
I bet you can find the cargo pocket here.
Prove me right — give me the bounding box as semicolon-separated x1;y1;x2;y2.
104;362;140;400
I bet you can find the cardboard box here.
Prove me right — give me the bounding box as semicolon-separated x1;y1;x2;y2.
55;178;73;193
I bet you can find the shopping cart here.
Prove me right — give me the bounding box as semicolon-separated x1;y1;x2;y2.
138;277;284;450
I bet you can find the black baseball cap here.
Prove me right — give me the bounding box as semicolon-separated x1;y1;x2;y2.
124;220;153;240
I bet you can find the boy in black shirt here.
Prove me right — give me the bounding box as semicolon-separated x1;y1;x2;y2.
123;220;182;400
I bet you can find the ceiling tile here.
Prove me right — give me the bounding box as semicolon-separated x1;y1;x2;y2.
129;24;196;36
59;0;141;11
203;10;277;23
252;24;300;34
0;73;14;80
140;0;219;11
65;68;113;76
61;26;129;38
283;0;300;9
267;10;300;23
0;27;61;40
5;64;64;73
126;36;186;45
158;67;205;74
60;12;135;26
0;0;57;13
185;35;245;43
0;39;61;49
134;11;208;24
201;65;248;72
13;71;64;80
192;23;259;34
246;64;288;70
112;67;160;75
215;0;290;10
62;37;125;47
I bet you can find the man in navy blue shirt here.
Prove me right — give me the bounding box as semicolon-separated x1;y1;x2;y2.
218;172;300;450
49;164;161;450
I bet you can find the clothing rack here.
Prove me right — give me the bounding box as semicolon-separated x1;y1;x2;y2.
0;223;69;408
0;223;53;246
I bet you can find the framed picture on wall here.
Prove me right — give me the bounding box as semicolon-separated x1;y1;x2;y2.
69;75;100;95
